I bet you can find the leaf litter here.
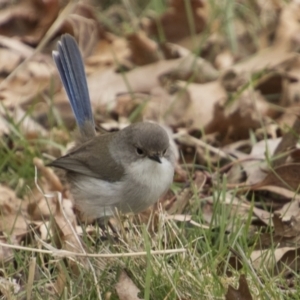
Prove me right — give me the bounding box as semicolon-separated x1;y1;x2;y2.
2;0;300;298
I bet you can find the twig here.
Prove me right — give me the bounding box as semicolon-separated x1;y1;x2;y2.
175;131;232;160
0;242;186;258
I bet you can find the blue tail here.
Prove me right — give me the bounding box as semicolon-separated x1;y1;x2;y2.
53;34;95;138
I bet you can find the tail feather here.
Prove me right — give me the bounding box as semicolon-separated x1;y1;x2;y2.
53;34;95;137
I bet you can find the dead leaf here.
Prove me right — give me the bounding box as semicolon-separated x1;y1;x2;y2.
0;113;9;136
273;116;300;168
273;1;300;52
251;186;298;200
0;0;59;44
221;48;298;93
159;55;219;83
51;206;92;295
33;158;63;192
276;198;300;222
4;106;48;137
226;163;244;184
127;31;161;66
86;34;130;69
0;48;21;73
27;196;58;221
251;246;292;270
115;270;142;300
0;236;18;263
221;90;270;143
272;204;300;238
167;171;206;214
180;80;226;131
252;206;273;226
242;138;281;185
0;185;29;238
251;163;300;191
274;248;300;276
280;57;300;108
205;193;259;231
88;55;217;112
273;214;290;237
53;263;68;296
251;246;300;275
225;274;253;300
58;3;100;57
218;254;243;276
215;50;234;70
144;0;206;43
0;277;21;298
0;54;56;106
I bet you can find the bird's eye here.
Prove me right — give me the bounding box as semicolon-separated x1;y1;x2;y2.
136;147;144;156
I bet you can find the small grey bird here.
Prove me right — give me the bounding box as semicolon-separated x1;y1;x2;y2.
49;35;175;219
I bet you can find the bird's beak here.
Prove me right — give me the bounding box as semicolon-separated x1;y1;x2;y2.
148;154;162;164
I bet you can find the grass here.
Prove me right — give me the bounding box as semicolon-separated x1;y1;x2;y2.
0;180;290;299
0;0;298;299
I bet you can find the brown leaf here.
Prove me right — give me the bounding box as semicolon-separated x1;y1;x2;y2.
225;274;253;300
273;116;300;168
0;113;9;136
180;80;226;131
221;49;298;93
167;171;206;214
250;185;297;199
215;50;234;70
33;158;63;192
0;53;56;106
251;163;300;191
0;276;21;298
53;263;68;296
205;193;258;231
145;0;206;43
115;270;142;300
52;212;77;252
218;255;243;276
88;56;216;112
251;247;300;275
241;138;281;185
0;185;29;238
0;236;18;264
279;56;300;109
58;3;100;57
276;197;300;222
4;107;48;137
272;213;291;237
272;203;300;238
252;206;273;226
273;1;300;52
127;31;160;66
20;0;59;46
27;197;58;221
275;248;300;276
0;0;59;43
160;55;219;83
251;247;293;270
86;34;130;69
51;206;91;289
0;48;21;73
220;90;270;143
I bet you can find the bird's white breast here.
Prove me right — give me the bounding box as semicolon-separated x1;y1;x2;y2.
123;157;174;212
69;157;174;218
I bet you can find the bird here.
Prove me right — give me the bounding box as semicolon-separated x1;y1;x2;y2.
49;34;175;219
